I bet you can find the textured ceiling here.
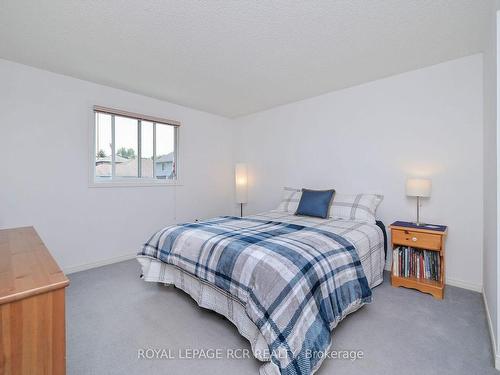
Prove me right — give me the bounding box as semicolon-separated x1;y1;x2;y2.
0;0;490;117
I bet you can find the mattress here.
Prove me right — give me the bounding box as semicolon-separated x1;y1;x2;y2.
137;211;385;375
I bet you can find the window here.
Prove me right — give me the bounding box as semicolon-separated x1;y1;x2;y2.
93;106;179;185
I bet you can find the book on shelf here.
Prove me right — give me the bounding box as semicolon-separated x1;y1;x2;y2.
392;246;440;281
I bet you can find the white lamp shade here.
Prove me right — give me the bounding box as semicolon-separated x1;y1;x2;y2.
406;178;431;197
235;163;248;203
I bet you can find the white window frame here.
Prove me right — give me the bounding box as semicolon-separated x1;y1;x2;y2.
89;106;181;187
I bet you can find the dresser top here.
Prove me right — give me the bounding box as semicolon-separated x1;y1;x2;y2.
0;226;69;305
390;221;448;234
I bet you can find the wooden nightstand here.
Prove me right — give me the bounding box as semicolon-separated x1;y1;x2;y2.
390;221;447;299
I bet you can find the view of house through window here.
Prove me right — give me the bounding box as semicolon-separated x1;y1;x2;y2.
94;109;178;183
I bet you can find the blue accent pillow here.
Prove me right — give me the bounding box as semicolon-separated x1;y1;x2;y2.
295;189;335;219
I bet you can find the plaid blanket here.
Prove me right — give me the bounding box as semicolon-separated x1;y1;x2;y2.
139;216;372;375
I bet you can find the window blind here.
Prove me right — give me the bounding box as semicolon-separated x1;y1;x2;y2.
93;105;180;127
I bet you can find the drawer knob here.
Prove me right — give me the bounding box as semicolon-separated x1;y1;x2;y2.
412;237;417;242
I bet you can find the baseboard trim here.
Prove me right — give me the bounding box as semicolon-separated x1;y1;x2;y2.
482;290;500;370
64;252;137;274
446;277;482;292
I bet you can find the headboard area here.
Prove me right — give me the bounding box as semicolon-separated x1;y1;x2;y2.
375;220;388;259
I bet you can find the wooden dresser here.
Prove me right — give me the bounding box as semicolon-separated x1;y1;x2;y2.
0;227;69;374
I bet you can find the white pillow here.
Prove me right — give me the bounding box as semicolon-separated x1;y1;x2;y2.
276;187;302;213
276;187;382;224
330;193;383;224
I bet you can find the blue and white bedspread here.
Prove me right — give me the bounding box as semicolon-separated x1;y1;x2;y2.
138;213;374;375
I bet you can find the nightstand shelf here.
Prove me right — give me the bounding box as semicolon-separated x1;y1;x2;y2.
390;222;447;299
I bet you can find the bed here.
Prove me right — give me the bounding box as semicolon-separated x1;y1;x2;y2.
137;209;386;375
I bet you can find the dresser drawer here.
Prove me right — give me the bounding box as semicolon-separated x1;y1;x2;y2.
392;229;442;250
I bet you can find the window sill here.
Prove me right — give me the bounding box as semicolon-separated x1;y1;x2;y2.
89;180;183;188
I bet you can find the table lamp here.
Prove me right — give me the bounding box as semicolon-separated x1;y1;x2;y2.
406;178;431;226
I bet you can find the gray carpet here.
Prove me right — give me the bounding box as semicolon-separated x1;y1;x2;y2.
67;259;497;375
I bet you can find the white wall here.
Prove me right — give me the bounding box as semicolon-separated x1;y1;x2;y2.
483;1;500;367
0;53;487;292
0;59;234;272
234;54;484;290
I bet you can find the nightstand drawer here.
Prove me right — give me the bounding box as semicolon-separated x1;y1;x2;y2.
392;229;441;250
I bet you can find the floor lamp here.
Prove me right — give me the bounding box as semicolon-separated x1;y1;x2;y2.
235;163;248;217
